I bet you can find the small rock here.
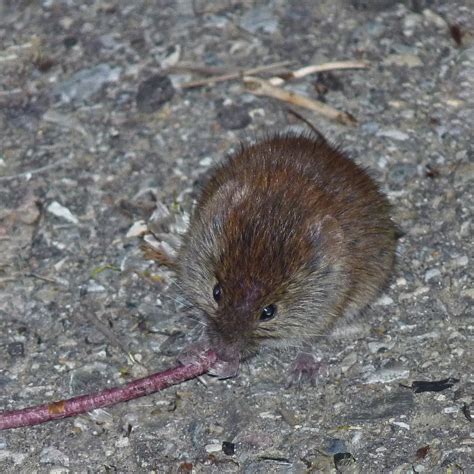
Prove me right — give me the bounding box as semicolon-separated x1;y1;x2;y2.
115;437;130;448
453;255;468;267
340;352;358;373
325;438;348;455
425;268;441;282
367;341;393;354
422;9;448;28
240;6;279;34
216;103;251;130
403;13;421;36
377;129;410;141
159;44;181;69
136;75;175;113
47;201;79;224
374;295;394;306
86;280;106;293
199;156;213;167
389;163;417;184
364;363;410;384
39;447;70;466
459;221;470;237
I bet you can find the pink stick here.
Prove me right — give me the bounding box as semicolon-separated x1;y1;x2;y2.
0;350;217;430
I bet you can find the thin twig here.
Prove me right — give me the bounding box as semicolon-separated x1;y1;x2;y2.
0;350;217;430
244;76;356;126
78;309;138;365
268;60;369;86
26;273;68;287
0;156;71;182
167;64;232;76
179;61;292;89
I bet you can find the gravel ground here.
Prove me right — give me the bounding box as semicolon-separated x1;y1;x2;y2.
0;1;472;472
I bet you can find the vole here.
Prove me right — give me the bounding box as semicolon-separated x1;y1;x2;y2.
171;133;398;382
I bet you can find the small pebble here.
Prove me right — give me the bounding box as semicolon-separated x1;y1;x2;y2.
222;441;235;455
424;268;441;282
7;342;24;357
47;201;79;224
199;156;213;167
205;443;222;453
391;421;410;430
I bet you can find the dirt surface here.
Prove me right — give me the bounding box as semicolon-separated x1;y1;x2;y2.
0;1;472;472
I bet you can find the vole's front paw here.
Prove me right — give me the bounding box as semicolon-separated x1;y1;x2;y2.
208;358;240;379
286;352;329;387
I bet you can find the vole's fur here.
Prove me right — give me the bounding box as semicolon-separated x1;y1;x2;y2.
177;133;397;377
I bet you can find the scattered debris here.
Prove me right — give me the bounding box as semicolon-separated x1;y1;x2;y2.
449;24;464;46
177;61;291;89
415;445;431;460
461;403;472;422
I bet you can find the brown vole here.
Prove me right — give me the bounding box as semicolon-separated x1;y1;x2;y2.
176;133;397;380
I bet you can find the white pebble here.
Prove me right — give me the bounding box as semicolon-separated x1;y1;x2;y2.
205;443;222;453
126;220;148;238
47;201;79;224
391;421;410;430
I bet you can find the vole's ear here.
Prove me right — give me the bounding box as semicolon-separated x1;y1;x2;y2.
310;215;345;264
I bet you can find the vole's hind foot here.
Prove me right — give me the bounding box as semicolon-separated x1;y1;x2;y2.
285;352;329;388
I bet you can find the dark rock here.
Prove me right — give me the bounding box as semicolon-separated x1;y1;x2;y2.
7;342;24;357
136;75;175;113
222;441;235;455
216;104;251;130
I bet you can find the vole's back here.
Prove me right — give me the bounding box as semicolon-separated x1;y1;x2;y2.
178;134;397;356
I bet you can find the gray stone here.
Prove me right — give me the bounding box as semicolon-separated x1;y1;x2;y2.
54;63;121;103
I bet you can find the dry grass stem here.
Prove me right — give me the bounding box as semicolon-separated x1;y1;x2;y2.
179;60;292;89
268;60;369;86
244;76;356;126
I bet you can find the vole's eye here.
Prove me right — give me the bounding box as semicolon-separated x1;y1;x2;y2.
212;283;222;302
260;304;277;322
